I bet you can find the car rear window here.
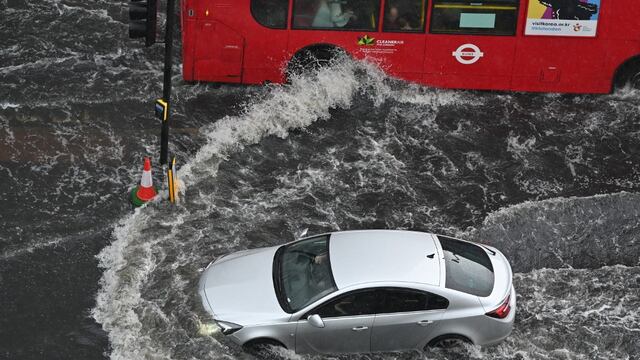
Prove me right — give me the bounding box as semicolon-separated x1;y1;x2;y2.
438;236;494;297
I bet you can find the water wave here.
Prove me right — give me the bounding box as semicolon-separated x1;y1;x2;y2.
91;59;640;360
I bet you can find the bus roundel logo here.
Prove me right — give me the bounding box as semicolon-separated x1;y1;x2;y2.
452;44;484;65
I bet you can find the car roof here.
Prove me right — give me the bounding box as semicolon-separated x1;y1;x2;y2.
328;230;441;290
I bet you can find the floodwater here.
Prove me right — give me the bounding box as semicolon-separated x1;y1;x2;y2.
1;1;639;359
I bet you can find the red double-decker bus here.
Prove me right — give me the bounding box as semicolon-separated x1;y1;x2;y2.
180;0;640;93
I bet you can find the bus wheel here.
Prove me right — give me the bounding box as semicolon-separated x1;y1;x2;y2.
619;69;640;90
630;71;640;89
613;59;640;91
286;46;341;80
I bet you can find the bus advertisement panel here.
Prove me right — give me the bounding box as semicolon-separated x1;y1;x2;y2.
524;0;600;37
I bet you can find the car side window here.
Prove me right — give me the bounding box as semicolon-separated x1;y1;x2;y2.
312;289;381;318
380;288;449;313
426;292;449;310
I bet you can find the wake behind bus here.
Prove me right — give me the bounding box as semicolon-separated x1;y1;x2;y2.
180;0;640;94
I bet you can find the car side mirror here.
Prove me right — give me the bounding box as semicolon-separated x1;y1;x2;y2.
307;314;325;328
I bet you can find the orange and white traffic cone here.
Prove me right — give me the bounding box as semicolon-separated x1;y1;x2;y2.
130;157;158;207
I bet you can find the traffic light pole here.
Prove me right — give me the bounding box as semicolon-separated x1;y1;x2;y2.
129;0;179;204
159;0;175;166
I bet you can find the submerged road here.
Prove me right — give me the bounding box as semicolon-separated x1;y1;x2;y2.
1;1;639;360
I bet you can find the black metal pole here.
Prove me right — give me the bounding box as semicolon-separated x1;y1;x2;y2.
160;0;175;166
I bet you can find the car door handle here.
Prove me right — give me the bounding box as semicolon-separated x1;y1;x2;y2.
351;326;369;331
417;320;434;326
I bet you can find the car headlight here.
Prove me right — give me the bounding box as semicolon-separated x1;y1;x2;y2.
215;320;243;335
198;322;219;336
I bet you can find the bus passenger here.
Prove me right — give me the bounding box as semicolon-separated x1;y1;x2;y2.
312;0;357;28
346;0;378;30
293;0;317;27
385;5;412;30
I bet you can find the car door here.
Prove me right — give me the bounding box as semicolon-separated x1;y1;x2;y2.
295;289;382;354
371;288;448;352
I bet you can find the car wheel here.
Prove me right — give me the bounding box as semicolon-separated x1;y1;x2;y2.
243;339;287;360
426;334;472;350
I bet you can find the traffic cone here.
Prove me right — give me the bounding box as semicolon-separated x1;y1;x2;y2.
130;157;158;207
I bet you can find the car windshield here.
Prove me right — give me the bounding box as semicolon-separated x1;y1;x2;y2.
438;236;494;297
273;235;337;313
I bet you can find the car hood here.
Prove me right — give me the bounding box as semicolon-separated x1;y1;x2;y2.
199;246;290;326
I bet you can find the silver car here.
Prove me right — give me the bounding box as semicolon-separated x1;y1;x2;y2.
198;230;515;355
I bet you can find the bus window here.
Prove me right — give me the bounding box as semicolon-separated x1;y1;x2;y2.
293;0;379;30
251;0;289;29
383;0;426;33
430;0;519;36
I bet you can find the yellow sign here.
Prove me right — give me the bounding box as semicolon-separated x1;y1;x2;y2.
167;157;179;204
155;99;168;122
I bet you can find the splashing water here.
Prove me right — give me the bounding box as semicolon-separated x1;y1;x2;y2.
91;58;640;360
4;0;638;358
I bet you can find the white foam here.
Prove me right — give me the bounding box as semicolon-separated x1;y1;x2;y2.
0;56;80;75
0;102;19;110
92;208;188;360
610;85;640;100
94;58;632;360
1;235;68;260
93;59;396;359
92;58;514;359
178;58;400;184
506;134;536;162
477;191;635;227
